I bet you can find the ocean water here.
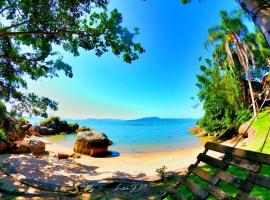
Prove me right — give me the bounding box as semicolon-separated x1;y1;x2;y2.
45;118;205;154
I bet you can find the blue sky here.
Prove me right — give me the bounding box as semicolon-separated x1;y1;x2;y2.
26;0;239;119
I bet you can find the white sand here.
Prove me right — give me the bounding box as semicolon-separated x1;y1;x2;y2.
45;142;206;180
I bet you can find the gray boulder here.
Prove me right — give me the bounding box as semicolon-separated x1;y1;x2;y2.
238;122;256;138
28;139;46;154
74;130;112;156
27;126;41;136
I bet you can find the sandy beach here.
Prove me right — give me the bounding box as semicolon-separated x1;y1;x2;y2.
0;138;226;194
45;141;205;181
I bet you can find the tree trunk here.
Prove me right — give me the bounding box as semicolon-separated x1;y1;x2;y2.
225;40;235;73
238;0;270;46
233;35;257;117
246;72;257;118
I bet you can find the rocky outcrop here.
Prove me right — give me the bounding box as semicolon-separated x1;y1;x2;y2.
74;131;112;156
75;126;92;133
27;126;41;136
57;153;70;159
238;122;256;138
18;117;80;137
10;140;31;154
21;124;31;132
57;153;81;159
39;117;79;135
189;126;208;137
0;141;7;153
9;139;46;154
28;139;46;154
26;125;55;136
7;129;26;142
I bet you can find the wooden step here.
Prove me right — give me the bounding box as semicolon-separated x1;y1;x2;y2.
198;153;228;170
205;142;270;165
205;185;233;200
224;155;261;173
247;172;270;189
216;170;253;192
188;164;219;185
235;191;260;200
165;187;187;200
178;176;208;199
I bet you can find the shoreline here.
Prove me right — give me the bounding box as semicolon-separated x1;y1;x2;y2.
45;140;204;156
44;138;205;156
44;140;205;180
42;133;216;155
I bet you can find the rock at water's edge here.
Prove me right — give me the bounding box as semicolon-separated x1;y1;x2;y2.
28;139;46;154
189;126;208;137
74;130;112;157
238;123;256;138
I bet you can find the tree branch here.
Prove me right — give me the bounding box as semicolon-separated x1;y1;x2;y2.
0;55;38;63
0;29;102;38
0;6;11;15
0;20;30;32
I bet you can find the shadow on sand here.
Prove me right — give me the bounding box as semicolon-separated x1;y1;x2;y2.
0;152;150;191
92;150;120;158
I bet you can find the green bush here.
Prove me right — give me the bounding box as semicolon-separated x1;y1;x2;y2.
59;120;68;130
196;64;252;136
17;117;30;124
156;166;167;181
40;116;60;127
0;128;7;141
0;102;7;122
40;116;80;134
68;123;79;133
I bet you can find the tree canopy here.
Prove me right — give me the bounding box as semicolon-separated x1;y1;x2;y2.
196;10;270;135
0;0;144;117
181;0;270;46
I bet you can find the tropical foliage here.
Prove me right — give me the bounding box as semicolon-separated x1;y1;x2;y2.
0;101;19;142
196;10;270;135
196;59;251;134
181;0;270;46
17;117;30;125
0;0;144;117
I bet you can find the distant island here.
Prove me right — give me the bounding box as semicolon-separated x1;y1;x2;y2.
25;116;198;125
126;117;196;123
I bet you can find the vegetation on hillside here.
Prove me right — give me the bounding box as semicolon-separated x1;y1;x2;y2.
0;101;20;142
40;116;79;134
17;117;30;125
242;110;270;152
196;10;270;135
196;59;251;134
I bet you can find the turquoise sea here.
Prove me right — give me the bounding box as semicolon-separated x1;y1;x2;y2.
45;118;207;154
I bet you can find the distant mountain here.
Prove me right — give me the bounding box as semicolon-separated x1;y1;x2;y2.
24;116;197;125
126;117;163;123
125;117;196;123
